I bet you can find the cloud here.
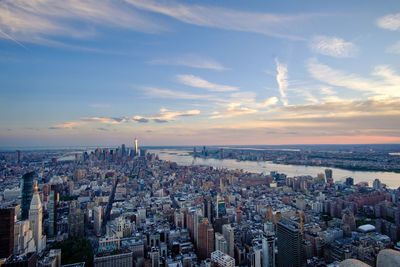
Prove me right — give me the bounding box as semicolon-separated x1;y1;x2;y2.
126;0;318;40
149;108;200;121
377;13;400;31
262;97;279;107
387;41;400;54
132;116;149;123
307;58;400;98
97;127;109;131
310;35;357;58
275;59;289;106
210;103;257;119
0;0;163;45
153;119;168;123
144;86;218;101
148;55;227;71
176;74;238;92
276;98;400;119
50;109;201;129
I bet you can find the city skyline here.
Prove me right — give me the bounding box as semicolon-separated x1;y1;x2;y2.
1;0;400;146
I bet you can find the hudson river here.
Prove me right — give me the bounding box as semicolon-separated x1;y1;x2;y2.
149;149;400;189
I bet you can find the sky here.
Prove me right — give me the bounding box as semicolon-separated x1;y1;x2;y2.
1;0;400;147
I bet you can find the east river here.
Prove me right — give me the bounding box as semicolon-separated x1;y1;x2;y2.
149;149;400;189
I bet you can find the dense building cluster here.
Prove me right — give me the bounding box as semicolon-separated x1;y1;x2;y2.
193;146;400;173
1;142;400;266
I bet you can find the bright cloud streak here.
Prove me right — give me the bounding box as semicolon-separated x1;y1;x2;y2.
307;58;400;98
50;109;201;129
0;0;163;45
176;74;238;92
275;59;289;106
126;0;317;40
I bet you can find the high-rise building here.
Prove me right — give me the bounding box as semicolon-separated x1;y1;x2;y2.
93;206;102;237
0;207;15;258
211;250;235;267
325;169;333;184
73;169;83;182
48;185;58;238
215;232;228;254
21;172;35;220
193;209;202;247
121;144;126;157
262;233;275;267
29;181;46;253
249;247;262;267
149;247;160;267
134;138;138;156
68;201;84;237
373;178;382;190
203;197;214;223
277;218;303;267
197;218;214;260
16;150;21;163
217;195;226;218
174;211;184;228
14;220;36;255
345;177;354;186
222;224;234;257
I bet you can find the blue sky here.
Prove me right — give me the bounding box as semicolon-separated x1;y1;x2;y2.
1;0;400;147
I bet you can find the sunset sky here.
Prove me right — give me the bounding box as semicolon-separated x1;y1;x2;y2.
1;0;400;147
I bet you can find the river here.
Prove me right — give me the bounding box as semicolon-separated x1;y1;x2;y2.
149;149;400;189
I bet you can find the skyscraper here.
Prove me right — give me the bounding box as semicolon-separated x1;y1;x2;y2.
203;196;214;223
29;181;46;253
277;218;303;267
68;201;84;237
373;178;382;190
262;233;275;267
222;224;234;258
197;218;214;260
217;194;226;218
150;247;160;267
21;172;35;220
0;207;15;258
134;138;138;156
93;206;102;237
325;169;333;184
48;185;58;237
215;232;228;254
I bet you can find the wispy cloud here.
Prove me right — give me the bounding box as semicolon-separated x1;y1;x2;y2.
275;59;289;106
276;98;400;119
310;35;357;58
307;58;400;98
377;13;400;31
0;0;163;45
50;109;200;129
148;55;227;71
150;108;200;120
144;86;219;101
210;95;278;119
176;74;238;92
210;103;257;119
126;0;319;40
